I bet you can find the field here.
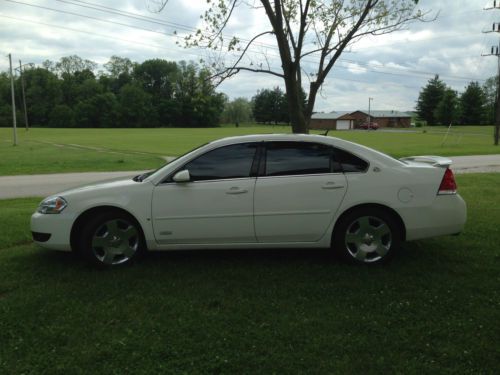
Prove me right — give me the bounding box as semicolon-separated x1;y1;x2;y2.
0;125;498;175
0;173;499;373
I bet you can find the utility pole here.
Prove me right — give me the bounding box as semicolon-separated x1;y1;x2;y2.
18;60;29;130
368;97;373;123
483;1;500;145
8;54;17;146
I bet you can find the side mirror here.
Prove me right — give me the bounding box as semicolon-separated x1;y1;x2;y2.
173;169;191;183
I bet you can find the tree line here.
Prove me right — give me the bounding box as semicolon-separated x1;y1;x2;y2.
0;55;300;129
5;54;492;129
416;75;496;126
0;55;225;128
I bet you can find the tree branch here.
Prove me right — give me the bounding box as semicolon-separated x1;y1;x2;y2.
208;0;238;44
211;66;285;85
226;30;275;74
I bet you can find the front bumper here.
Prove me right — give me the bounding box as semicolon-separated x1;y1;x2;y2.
30;212;75;251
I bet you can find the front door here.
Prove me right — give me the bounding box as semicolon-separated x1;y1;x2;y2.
152;143;259;244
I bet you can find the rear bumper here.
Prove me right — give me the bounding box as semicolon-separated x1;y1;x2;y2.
400;194;467;241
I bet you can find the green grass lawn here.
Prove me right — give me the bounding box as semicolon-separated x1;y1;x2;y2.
0;173;499;373
0;137;164;176
0;125;499;175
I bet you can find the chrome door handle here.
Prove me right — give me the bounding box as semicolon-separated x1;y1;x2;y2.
322;182;344;190
226;187;248;195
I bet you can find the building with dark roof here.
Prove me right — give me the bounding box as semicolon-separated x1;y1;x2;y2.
310;110;412;130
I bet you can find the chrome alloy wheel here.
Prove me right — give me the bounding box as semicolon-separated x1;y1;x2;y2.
91;219;139;265
345;216;392;263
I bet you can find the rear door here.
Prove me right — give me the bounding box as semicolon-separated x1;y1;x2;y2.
254;141;348;243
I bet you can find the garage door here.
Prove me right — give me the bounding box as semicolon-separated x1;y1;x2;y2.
336;120;351;130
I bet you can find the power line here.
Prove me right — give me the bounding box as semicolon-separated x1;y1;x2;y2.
55;0;485;52
8;0;487;82
1;1;491;84
54;0;489;80
1;11;487;86
55;0;200;33
0;14;204;58
54;0;277;49
4;0;183;40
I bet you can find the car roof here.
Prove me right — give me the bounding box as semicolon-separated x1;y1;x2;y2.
209;133;337;145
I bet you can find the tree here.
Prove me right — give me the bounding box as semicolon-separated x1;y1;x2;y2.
133;59;178;99
118;84;157;128
159;0;429;133
0;103;12;127
483;75;497;124
75;78;103;102
60;69;99;106
0;73;11;126
434;88;458;125
173;62;225;127
104;56;136;78
416;75;446;125
41;59;56;73
23;68;62;126
55;55;97;76
134;59;180;126
460;82;486;125
252;87;289;124
74;93;119;128
222;97;253;126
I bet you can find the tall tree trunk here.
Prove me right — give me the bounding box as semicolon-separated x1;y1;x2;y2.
283;69;308;133
305;82;320;130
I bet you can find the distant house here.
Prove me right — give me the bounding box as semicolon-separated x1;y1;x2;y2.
310;110;412;130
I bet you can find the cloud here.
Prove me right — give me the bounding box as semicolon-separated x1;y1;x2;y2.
0;0;495;112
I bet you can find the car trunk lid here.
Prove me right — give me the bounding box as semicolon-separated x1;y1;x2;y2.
399;155;452;168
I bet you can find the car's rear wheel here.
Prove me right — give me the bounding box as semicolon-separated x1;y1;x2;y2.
333;208;401;264
79;211;145;266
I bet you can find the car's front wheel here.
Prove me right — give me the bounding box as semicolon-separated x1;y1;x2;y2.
333;208;401;264
78;211;145;266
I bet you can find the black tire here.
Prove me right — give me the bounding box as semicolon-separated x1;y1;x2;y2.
77;210;146;267
332;207;401;264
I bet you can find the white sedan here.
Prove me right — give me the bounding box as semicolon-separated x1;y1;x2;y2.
31;134;466;266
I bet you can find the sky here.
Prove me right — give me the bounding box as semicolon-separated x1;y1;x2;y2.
0;0;498;112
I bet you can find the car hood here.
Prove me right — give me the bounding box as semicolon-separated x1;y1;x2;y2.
53;176;144;199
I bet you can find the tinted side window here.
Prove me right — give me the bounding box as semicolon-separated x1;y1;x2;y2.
334;148;369;172
184;143;258;181
265;142;335;176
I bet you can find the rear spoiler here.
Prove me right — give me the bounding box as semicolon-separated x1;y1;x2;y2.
399;155;452;168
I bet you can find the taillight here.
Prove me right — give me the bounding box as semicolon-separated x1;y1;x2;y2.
438;168;457;195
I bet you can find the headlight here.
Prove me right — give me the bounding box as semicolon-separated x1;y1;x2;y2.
37;196;68;214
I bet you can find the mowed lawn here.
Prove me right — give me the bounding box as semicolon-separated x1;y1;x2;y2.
0;174;499;373
1;125;499;175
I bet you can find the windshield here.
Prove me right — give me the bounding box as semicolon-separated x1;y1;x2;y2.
133;142;210;182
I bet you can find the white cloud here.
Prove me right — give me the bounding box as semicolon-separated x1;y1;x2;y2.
346;62;367;75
